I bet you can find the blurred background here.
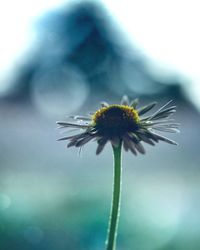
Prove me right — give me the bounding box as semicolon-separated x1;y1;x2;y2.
0;0;200;249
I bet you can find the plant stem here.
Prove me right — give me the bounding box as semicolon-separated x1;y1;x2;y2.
106;141;122;250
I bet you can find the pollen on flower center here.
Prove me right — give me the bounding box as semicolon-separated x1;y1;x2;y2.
92;105;140;135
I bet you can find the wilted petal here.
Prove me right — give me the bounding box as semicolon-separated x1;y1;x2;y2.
100;102;109;107
56;121;89;128
152;126;180;133
148;130;178;145
70;115;91;121
57;135;79;141
121;95;129;106
130;98;139;109
123;138;129;152
96;138;108;155
67;140;78;147
143;130;159;143
128;134;146;154
128;133;140;143
129;141;137;155
75;136;94;147
57;132;89;141
151;110;176;120
148;100;173;120
138;102;157;116
123;135;137;155
137;133;155;146
134;142;145;154
150;121;180;127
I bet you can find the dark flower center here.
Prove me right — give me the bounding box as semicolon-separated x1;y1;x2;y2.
92;105;140;136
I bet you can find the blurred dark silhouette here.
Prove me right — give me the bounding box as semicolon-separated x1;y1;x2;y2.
1;1;185;107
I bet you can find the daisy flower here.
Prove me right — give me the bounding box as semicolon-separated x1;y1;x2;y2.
57;95;179;250
57;95;179;155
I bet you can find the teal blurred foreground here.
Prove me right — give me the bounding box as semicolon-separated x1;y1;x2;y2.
0;99;200;250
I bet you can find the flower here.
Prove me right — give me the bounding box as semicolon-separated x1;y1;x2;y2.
57;95;179;155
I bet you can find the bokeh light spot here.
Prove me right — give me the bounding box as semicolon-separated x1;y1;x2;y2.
0;193;11;210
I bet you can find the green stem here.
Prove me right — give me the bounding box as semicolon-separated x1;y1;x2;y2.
106;141;122;250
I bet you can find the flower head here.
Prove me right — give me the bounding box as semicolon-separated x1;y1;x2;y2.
57;96;179;155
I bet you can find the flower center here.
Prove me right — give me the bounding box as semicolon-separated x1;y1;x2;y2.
92;105;140;136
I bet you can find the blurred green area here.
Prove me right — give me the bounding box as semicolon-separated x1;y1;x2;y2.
1;101;200;250
1;1;200;250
